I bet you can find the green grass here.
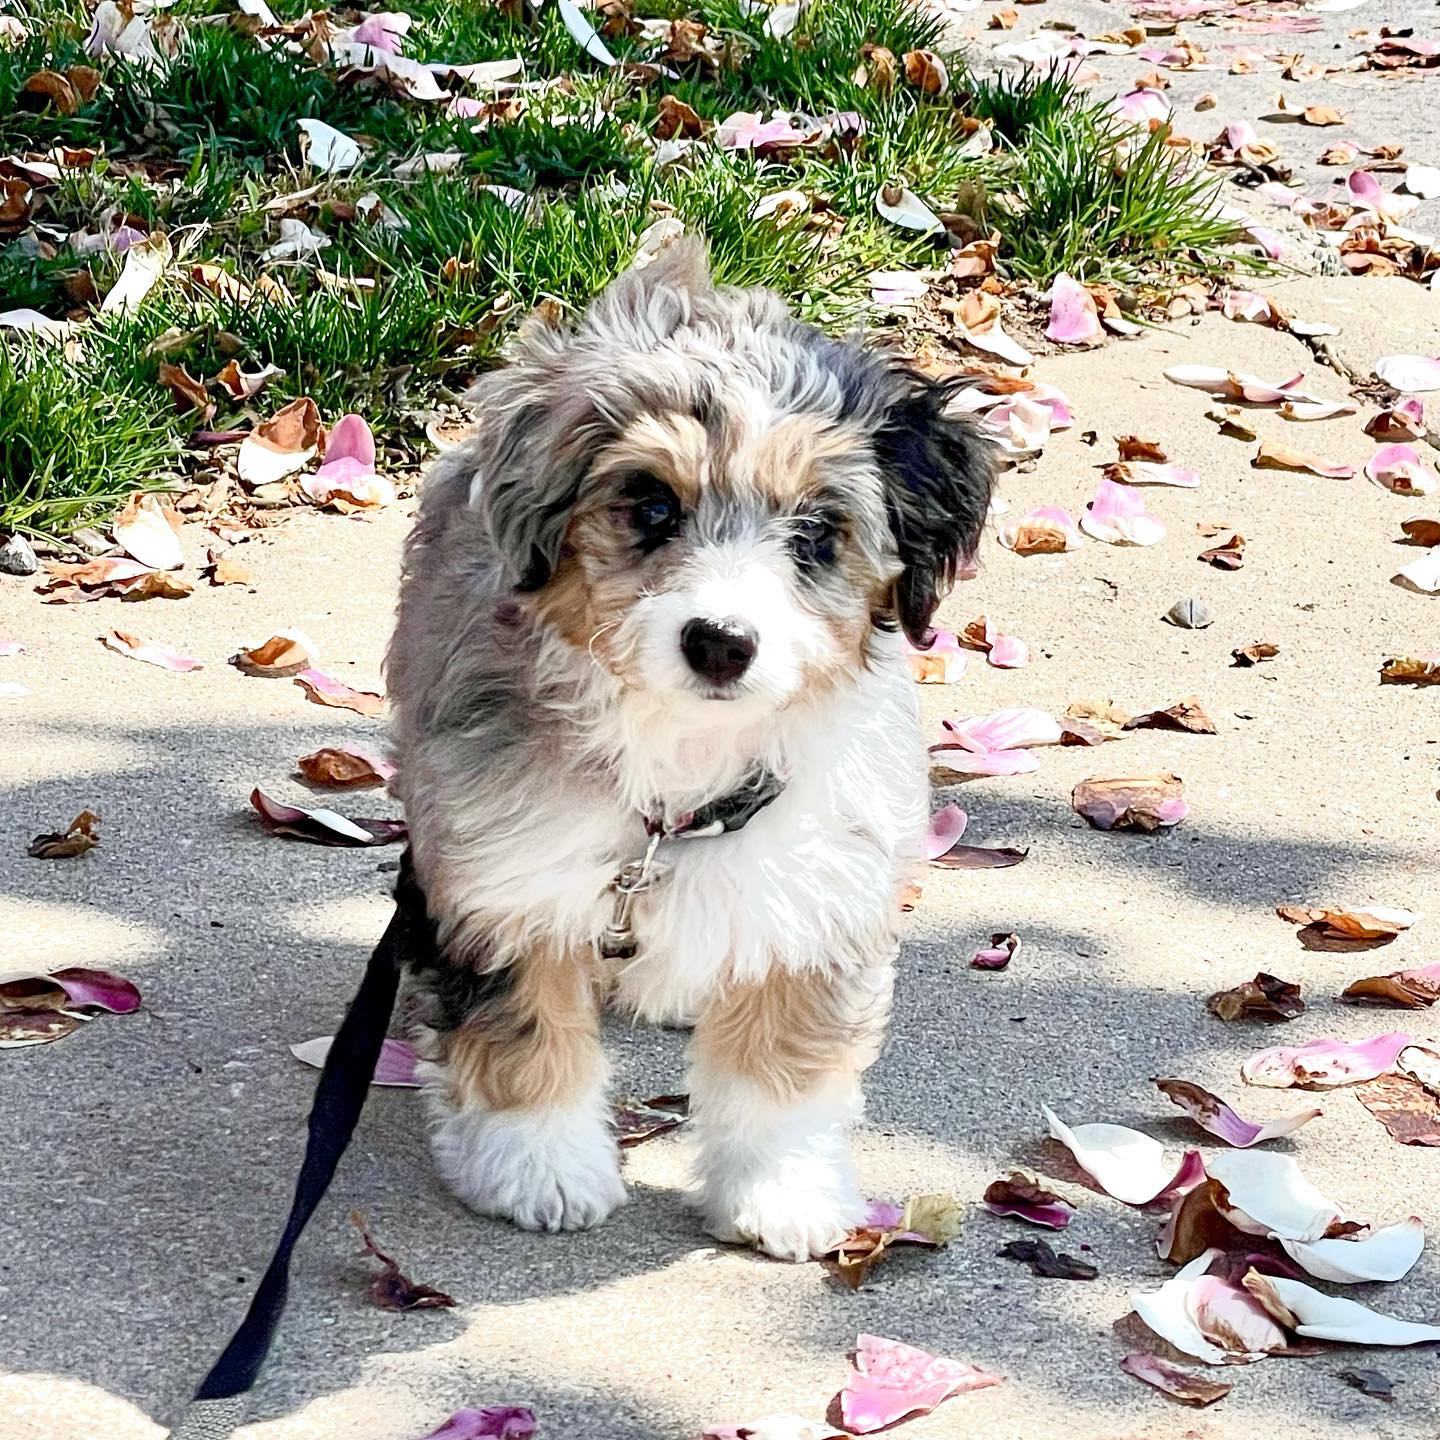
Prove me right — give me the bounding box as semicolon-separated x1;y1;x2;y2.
0;0;1245;535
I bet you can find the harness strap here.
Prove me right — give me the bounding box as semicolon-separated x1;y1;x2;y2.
171;853;432;1435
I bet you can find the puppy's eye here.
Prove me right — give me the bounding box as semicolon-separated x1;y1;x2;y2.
789;512;839;570
622;475;682;551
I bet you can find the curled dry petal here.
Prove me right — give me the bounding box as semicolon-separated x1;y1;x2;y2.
1393;549;1440;594
838;1334;1002;1435
961;617;1028;668
298;745;395;788
969;932;1019;970
298;118;363;173
1155;1077;1321;1147
237;397;325;488
1241;1032;1413;1089
351;1212;456;1311
295;667;384;716
1080;478;1165;545
1045;273;1102;344
1124;697;1215;734
1279;1217;1424;1285
1275;904;1417;940
0;966;141;1014
1252;441;1354;479
874;184;944;236
1241;1271;1440;1346
102;630;202;672
1207;972;1304;1022
930;746;1038;777
1366;444;1438;496
1164;365;1325;407
983;1172;1073;1229
942;709;1062;752
291;1033;420;1086
904;629;966;684
1130;1251;1288;1365
1120;1352;1230;1407
1342;963;1440;1009
27;809;100;858
416;1408;537;1440
1072;774;1186;832
113;493;183;570
251;787;407;846
1103;461;1200;488
998;506;1082;554
1206;1151;1343;1241
230;630;316;678
1043;1105;1203;1207
1380;653;1440;685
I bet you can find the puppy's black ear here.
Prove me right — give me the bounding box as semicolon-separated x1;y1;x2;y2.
873;370;993;644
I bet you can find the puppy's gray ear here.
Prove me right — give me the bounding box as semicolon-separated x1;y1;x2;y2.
466;240;713;591
872;369;994;644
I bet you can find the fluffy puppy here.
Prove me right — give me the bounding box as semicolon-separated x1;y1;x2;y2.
386;242;991;1261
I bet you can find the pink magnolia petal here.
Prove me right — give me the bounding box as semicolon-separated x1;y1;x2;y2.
102;631;203;672
924;804;969;860
0;640;24;657
1245;225;1284;260
0;966;141;1013
353;12;409;52
1107;461;1201;488
416;1408;536;1440
929;745;1039;776
295;667;384;716
320;413;377;472
944;709;1062;752
1045;1106;1204;1207
1157;1077;1323;1147
984;624;1029;669
1241;1032;1413;1089
1366;443;1438;495
903;629;967;684
291;1034;420;1087
998;505;1082;553
251;787;407;847
113;494;184;571
839;1334;1002;1435
1226;120;1259;150
1112;89;1171;125
1045;273;1102;345
1081;478;1166;545
1347;169;1382;205
983;1194;1072;1230
1222;290;1275;323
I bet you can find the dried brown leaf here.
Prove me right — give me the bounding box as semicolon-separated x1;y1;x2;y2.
1199;533;1245;569
1116;435;1168;463
1071;774;1185;832
27;809;100;859
231;632;313;678
1357;1074;1440;1146
1207;972;1304;1022
350;1213;456;1311
1380;654;1440;685
1340;967;1440;1009
1232;642;1279;666
1123;697;1216;735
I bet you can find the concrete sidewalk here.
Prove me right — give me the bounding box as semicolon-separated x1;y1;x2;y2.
5;3;1440;1438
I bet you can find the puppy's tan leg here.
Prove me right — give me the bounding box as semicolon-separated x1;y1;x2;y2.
420;936;625;1233
689;950;894;1261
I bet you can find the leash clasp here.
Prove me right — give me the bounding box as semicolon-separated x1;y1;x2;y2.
597;830;665;960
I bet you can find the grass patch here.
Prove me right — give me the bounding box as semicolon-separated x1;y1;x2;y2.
0;0;1242;534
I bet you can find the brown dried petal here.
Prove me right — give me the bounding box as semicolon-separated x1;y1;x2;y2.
1207;972;1304;1022
1357;1074;1440;1146
1232;642;1279;666
27;809;100;859
1123;697;1216;735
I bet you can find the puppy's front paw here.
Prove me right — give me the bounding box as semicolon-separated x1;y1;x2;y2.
703;1173;867;1262
430;1099;626;1233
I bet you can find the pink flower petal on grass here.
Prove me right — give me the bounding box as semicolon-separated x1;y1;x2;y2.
292;1034;420;1087
924;804;968;859
102;630;203;672
295;667;384;716
0;966;141;1013
839;1334;1002;1435
1044;1105;1204;1207
1080;478;1166;545
1045;274;1102;344
1241;1032;1412;1089
1366;444;1438;496
1155;1077;1323;1147
352;12;410;52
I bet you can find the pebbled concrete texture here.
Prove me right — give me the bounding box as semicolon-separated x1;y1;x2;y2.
4;3;1440;1440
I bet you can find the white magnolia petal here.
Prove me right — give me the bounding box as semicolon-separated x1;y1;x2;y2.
1280;1217;1424;1284
1376;355;1440;393
557;0;617;65
100;234;170;314
1394;549;1440;594
1243;1271;1440;1345
1206;1151;1343;1241
297;118;363;174
875;185;945;236
1043;1106;1192;1206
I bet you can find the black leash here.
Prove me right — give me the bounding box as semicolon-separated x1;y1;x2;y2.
172;853;432;1437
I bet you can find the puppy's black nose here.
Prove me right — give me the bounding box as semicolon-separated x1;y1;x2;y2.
681;618;758;685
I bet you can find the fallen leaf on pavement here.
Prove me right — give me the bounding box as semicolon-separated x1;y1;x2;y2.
231;630;316;678
1072;774;1186;832
1341;963;1440;1009
615;1093;689;1147
1252;441;1354;479
983;1172;1073;1229
295;667;384;716
970;932;1019;971
904;629;966;683
1380;653;1440;685
1233;642;1279;666
826;1195;961;1290
297;745;395;788
1207;973;1304;1022
998;1237;1096;1279
27;809;99;858
1338;1369;1397;1402
1119;1353;1231;1407
1156;1077;1321;1147
350;1213;455;1311
1275;904;1415;945
102;630;202;672
1043;1105;1203;1207
1356;1074;1440;1146
1400;517;1440;546
1366;444;1438;496
113;493;184;570
1124;697;1216;734
291;1034;419;1086
250;787;407;846
1242;1270;1440;1346
838;1334;1002;1434
1081;478;1165;545
237;397;324;487
414;1408;536;1440
1199;532;1245;568
997;506;1082;554
1131;1252;1288;1365
960;616;1027;668
1242;1032;1412;1088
